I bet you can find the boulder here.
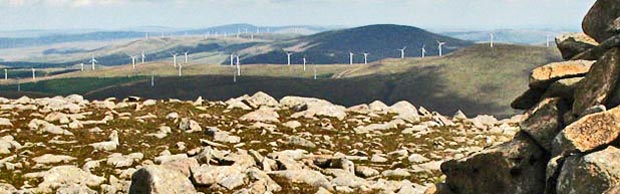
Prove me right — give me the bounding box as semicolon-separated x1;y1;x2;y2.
25;165;106;193
441;133;547;194
582;0;620;43
541;77;583;103
240;108;280;123
573;47;620;115
555;33;598;59
243;91;279;109
268;170;333;191
387;101;420;123
179;118;202;133
519;98;568;152
129;165;196;194
552;106;620;156
557;146;620;194
529;60;594;89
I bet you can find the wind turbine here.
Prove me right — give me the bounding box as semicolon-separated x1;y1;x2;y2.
150;72;155;87
399;47;407;59
141;51;146;64
4;69;7;80
302;57;307;71
171;53;178;67
363;52;369;64
546;35;551;47
349;51;354;65
130;55;138;70
89;55;98;71
16;77;20;92
313;63;317;80
421;45;427;58
286;52;293;66
236;56;241;76
145;32;149;40
178;64;183;77
489;33;495;48
31;67;35;81
79;63;84;71
230;54;235;66
184;51;189;64
437;41;446;56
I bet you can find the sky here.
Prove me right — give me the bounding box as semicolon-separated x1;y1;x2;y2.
0;0;597;31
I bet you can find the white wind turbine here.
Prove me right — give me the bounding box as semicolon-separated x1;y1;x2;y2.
89;55;98;71
302;57;307;71
150;72;155;87
230;54;236;66
286;52;293;66
363;52;369;64
178;63;183;77
546;35;551;47
399;47;407;59
141;51;146;64
79;63;84;71
437;41;446;56
313;63;317;80
421;45;427;58
171;53;178;67
349;51;355;65
4;69;7;80
236;55;241;76
130;55;138;70
31;67;36;81
184;51;189;64
489;33;495;48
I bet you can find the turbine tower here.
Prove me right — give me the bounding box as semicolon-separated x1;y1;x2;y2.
437;41;446;56
89;55;98;71
80;63;84;71
421;45;427;58
546;35;551;47
489;33;495;48
31;67;35;81
141;51;146;64
363;52;369;64
4;69;7;80
399;47;407;59
230;54;235;66
150;72;155;87
130;55;137;70
313;63;317;80
172;53;178;67
302;57;307;71
286;52;293;66
349;51;354;65
178;64;183;77
236;56;241;76
184;51;189;64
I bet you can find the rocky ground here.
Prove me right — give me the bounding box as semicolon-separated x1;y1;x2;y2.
0;91;518;194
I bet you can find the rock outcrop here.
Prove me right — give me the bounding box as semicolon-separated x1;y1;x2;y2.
432;2;620;194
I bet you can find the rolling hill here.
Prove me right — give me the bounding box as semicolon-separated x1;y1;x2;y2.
240;24;473;64
1;44;562;117
442;29;575;45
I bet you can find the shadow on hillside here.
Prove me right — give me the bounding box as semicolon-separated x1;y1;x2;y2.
81;68;508;117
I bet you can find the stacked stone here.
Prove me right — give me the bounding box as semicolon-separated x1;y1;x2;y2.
427;1;620;194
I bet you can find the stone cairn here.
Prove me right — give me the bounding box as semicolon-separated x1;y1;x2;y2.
426;1;620;194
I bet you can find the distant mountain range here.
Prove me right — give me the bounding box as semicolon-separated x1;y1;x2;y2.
0;24;337;50
0;24;474;67
442;29;576;45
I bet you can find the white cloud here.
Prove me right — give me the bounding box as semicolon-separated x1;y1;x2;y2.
1;0;126;7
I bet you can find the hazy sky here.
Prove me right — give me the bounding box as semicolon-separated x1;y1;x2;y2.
0;0;597;31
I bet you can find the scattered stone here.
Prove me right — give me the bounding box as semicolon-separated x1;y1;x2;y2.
129;165;196;194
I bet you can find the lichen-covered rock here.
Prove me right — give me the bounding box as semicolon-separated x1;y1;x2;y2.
129;165;196;194
529;60;594;90
440;133;547;194
555;33;598;59
552;106;620;156
572;47;620;116
25;165;106;193
519;98;568;152
557;146;620;194
582;0;620;43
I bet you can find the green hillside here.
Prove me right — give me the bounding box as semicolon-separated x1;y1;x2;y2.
1;44;561;117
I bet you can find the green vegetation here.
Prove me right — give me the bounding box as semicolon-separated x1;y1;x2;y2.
1;44;562;117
